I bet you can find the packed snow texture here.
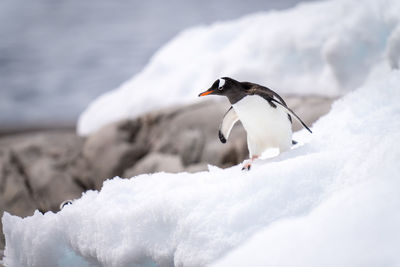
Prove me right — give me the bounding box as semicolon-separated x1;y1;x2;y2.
77;0;400;135
2;67;400;266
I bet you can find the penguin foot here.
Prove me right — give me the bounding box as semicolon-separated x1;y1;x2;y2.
241;162;252;171
241;156;259;171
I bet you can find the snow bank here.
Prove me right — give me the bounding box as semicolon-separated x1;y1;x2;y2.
3;67;400;266
77;0;400;135
213;176;400;267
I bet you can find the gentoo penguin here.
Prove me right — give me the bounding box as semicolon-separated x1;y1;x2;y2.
199;77;312;170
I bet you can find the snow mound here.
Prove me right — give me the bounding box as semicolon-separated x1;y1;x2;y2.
3;69;400;266
213;176;400;267
77;0;400;135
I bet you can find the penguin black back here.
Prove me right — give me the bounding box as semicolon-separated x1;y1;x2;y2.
199;77;312;133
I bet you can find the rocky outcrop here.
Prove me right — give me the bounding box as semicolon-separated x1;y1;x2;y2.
0;131;86;251
124;153;184;177
0;96;334;250
82;119;150;188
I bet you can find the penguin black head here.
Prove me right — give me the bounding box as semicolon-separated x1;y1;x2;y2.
198;77;246;104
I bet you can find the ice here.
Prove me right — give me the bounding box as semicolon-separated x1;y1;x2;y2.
77;0;400;135
2;68;400;266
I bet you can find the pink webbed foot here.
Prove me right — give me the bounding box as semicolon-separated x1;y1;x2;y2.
241;155;259;171
242;161;252;171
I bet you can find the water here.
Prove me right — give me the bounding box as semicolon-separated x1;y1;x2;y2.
0;0;312;129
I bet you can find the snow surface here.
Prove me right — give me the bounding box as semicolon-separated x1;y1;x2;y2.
77;0;400;135
2;67;400;266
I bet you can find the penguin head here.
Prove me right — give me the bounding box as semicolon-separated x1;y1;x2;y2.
198;77;246;104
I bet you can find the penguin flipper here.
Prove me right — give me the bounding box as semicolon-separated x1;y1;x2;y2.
219;106;239;143
270;99;313;133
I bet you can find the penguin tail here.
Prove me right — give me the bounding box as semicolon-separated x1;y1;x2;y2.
270;99;312;134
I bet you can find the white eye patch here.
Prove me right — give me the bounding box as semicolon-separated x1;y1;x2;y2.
218;78;225;89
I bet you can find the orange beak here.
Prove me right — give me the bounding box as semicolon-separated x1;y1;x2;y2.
198;89;215;97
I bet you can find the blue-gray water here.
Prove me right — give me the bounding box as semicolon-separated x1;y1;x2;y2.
0;0;312;129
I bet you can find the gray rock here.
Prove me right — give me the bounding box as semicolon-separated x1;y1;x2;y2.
0;150;36;217
124;153;184;177
0;131;84;212
0;150;36;252
176;129;205;166
184;163;209;173
83;119;149;188
151;101;224;154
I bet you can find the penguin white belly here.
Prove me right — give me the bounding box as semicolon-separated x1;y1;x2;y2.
232;95;292;157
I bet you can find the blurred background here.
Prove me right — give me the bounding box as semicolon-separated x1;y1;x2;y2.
0;0;316;132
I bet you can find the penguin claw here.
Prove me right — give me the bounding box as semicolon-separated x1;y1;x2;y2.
242;156;258;171
241;163;252;171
